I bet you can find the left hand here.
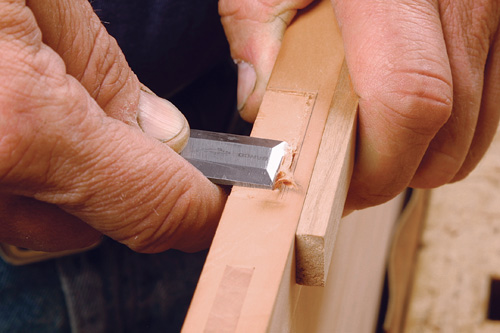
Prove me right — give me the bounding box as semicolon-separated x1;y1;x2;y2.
0;0;226;253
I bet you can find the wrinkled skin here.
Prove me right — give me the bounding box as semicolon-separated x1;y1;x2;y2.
1;0;498;253
0;0;226;253
220;0;500;210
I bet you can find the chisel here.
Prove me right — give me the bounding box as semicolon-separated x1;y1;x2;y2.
180;130;288;189
0;131;289;265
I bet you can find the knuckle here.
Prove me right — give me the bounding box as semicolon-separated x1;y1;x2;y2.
370;70;453;138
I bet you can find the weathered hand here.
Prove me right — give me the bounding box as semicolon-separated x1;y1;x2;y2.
220;0;500;210
0;0;226;253
219;0;315;121
333;0;500;210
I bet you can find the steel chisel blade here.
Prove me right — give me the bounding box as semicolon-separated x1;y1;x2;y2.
180;130;288;189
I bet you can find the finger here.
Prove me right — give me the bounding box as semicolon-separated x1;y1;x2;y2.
27;0;189;152
332;0;453;210
137;85;190;153
411;0;500;187
452;27;500;182
27;0;139;123
0;194;101;252
2;73;225;253
0;3;225;253
0;2;101;252
0;2;186;250
219;0;314;121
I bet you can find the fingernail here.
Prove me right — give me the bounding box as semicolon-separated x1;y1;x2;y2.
236;61;256;111
137;88;190;153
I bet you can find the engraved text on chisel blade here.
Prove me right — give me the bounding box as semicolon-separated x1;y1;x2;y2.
180;130;288;189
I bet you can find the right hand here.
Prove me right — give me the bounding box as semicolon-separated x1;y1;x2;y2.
220;0;500;211
0;0;226;253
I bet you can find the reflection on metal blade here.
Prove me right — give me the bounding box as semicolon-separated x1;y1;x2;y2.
180;130;288;189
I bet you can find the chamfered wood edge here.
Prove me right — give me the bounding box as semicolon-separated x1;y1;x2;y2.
295;61;358;286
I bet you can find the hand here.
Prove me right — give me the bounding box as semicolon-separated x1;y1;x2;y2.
0;0;226;253
220;0;500;210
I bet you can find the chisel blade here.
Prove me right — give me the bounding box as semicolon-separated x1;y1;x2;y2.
180;130;288;189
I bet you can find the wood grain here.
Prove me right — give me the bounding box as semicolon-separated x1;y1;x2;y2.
384;189;430;332
270;194;404;333
295;61;358;286
183;1;407;331
182;1;345;331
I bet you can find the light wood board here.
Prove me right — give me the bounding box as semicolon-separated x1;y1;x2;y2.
295;61;357;286
183;1;407;331
384;189;430;333
402;125;500;332
183;1;347;331
270;194;404;333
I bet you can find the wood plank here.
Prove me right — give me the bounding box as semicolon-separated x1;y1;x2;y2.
403;125;500;332
295;61;357;286
182;1;346;331
384;189;430;333
270;194;404;332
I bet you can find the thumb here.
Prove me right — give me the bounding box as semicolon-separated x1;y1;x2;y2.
219;0;314;121
28;0;190;152
28;0;140;125
0;1;224;253
137;86;190;152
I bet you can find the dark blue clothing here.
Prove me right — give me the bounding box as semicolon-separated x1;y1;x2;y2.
1;242;208;332
92;0;240;132
1;1;239;332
